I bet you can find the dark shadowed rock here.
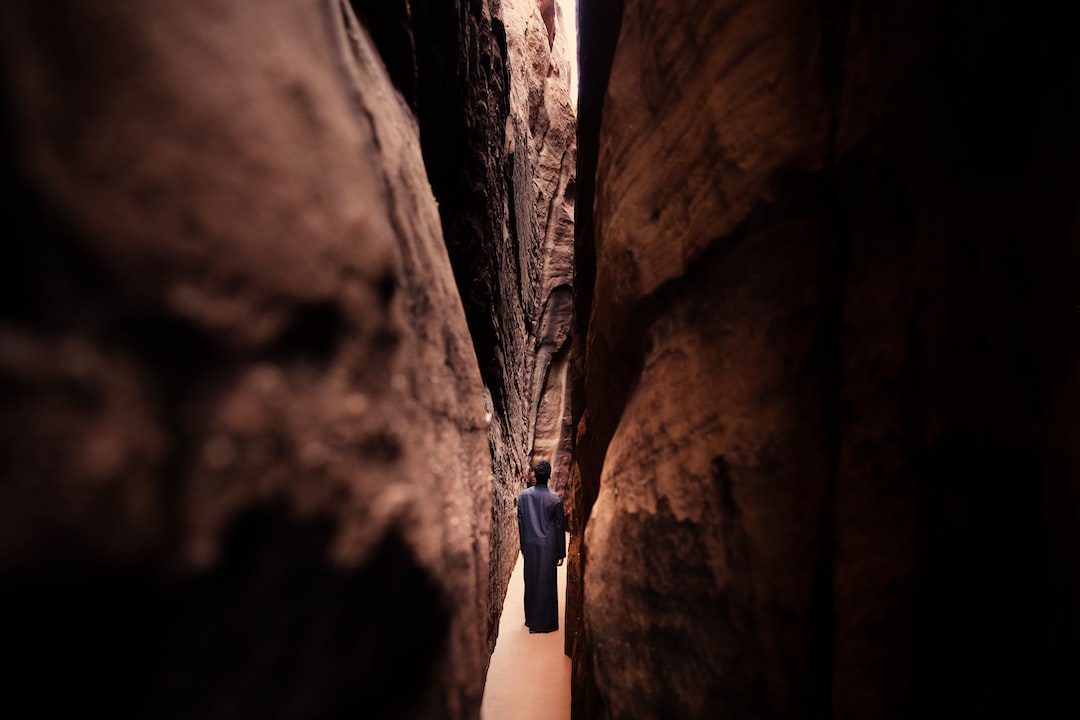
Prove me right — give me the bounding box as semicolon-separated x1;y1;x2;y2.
571;0;1080;717
0;1;492;716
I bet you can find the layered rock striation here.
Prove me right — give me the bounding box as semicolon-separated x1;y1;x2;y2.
352;0;576;652
572;0;1080;718
503;0;577;499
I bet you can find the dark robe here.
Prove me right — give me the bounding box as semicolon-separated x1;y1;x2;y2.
516;484;566;633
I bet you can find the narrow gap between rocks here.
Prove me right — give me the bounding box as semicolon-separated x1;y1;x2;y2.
480;533;572;719
7;0;1075;718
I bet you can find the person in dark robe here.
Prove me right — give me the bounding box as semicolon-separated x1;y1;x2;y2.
516;460;566;633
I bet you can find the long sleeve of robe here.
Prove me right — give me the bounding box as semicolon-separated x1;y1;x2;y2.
516;485;566;633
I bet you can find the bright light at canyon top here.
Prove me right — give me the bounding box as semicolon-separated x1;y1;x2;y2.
558;0;579;107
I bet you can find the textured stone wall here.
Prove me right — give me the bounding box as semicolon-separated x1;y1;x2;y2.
1;0;576;714
503;0;577;499
353;0;576;651
0;1;495;717
572;0;1080;718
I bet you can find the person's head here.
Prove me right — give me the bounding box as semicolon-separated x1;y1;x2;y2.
533;461;552;486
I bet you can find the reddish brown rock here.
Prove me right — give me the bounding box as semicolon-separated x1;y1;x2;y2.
352;0;576;657
350;0;576;664
572;0;1080;717
503;0;577;498
0;1;492;716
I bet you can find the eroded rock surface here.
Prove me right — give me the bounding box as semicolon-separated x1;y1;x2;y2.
572;0;1080;718
1;1;491;716
1;0;578;714
503;0;577;498
352;0;577;651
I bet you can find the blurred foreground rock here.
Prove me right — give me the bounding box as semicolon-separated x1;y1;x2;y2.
0;0;497;716
571;0;1080;718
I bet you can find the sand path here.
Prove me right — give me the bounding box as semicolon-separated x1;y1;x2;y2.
480;537;572;720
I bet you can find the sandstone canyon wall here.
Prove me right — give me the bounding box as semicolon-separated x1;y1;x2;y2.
571;0;1080;718
352;0;576;646
0;0;574;717
504;0;577;502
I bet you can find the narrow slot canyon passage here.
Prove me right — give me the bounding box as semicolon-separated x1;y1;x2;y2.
2;0;1079;719
480;534;572;720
